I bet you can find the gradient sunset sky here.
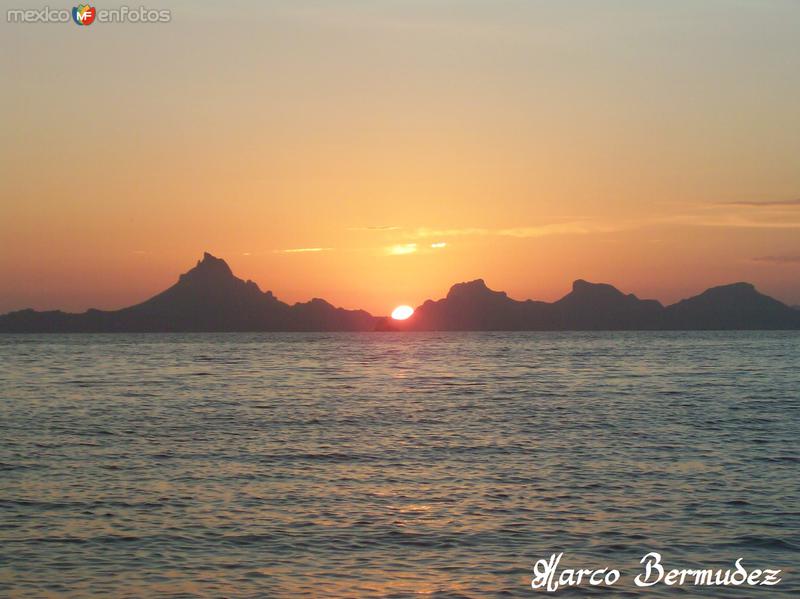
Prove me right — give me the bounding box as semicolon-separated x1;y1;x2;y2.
2;0;799;315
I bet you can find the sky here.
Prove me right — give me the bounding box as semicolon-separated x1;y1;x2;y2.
1;0;799;315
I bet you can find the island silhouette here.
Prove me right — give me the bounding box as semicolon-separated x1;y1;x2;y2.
1;252;798;332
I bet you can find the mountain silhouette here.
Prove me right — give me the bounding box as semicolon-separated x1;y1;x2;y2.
664;282;800;330
553;280;663;330
0;253;373;332
1;253;799;332
380;278;800;331
394;279;553;330
380;278;663;331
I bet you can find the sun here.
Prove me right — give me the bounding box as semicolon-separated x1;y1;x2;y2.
391;305;414;320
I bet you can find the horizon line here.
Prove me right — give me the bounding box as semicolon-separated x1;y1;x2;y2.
1;251;796;318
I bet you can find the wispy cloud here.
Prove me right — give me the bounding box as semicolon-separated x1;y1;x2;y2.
662;214;800;230
413;227;488;238
720;199;800;208
410;221;623;240
369;203;800;257
497;222;622;237
348;225;401;231
387;243;418;255
385;242;449;255
403;212;800;246
275;247;333;254
752;254;800;264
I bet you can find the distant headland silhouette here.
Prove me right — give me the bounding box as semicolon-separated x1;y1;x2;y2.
1;252;798;332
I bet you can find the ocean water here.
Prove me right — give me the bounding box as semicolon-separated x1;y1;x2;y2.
0;332;798;598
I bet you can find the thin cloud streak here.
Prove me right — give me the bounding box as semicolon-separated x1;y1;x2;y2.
662;214;800;229
387;243;418;255
404;212;800;244
497;222;622;237
276;247;333;254
752;255;800;264
719;199;800;208
411;221;626;240
348;225;401;231
370;207;800;257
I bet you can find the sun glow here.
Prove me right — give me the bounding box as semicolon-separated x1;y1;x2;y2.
389;243;418;255
391;305;414;320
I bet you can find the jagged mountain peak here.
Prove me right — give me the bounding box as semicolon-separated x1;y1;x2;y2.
669;282;771;310
698;282;756;296
570;279;625;296
181;252;234;280
446;279;507;300
1;254;798;332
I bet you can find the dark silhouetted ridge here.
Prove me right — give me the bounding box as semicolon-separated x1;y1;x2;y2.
665;282;800;329
2;255;798;332
0;253;374;332
446;279;505;300
553;280;663;329
381;278;798;331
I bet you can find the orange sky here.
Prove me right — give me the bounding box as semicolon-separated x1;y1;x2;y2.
2;1;799;315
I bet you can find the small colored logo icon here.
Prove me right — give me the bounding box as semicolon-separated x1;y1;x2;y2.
72;4;96;26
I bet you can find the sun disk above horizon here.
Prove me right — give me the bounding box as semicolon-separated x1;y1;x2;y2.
391;305;414;320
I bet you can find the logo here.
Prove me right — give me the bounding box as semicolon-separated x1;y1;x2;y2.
8;4;171;25
72;4;96;25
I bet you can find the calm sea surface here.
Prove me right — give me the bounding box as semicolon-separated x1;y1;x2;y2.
0;332;798;597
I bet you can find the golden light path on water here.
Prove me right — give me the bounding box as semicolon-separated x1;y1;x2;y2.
0;333;797;596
